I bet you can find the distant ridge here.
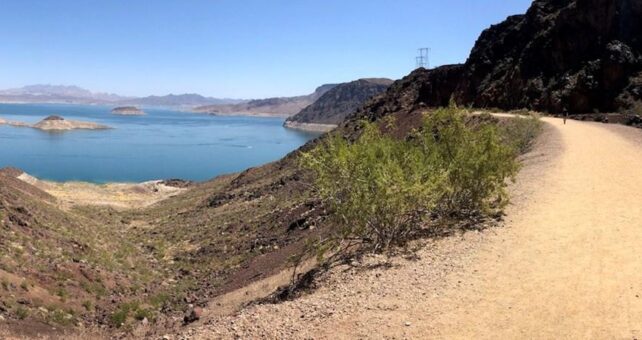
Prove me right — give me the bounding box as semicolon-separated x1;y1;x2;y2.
193;84;338;117
119;93;245;107
0;84;244;108
284;78;393;130
0;84;127;104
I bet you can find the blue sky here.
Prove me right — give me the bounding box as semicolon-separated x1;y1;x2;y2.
0;0;532;98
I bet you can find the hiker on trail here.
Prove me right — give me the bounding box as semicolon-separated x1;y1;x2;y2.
563;109;568;125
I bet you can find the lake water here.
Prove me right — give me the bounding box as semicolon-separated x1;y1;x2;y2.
0;103;318;183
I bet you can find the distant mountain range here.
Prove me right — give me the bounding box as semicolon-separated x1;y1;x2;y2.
0;81;392;119
193;84;338;117
0;84;245;107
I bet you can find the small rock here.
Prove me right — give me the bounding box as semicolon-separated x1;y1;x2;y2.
16;298;31;305
141;317;149;325
183;306;203;324
0;315;5;321
405;321;411;327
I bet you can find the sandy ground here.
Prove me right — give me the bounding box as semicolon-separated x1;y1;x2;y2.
17;173;186;209
180;117;642;339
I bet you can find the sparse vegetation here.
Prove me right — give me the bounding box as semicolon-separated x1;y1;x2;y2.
48;308;76;326
301;107;538;256
55;287;69;302
109;300;155;328
82;300;93;311
109;308;129;328
15;306;29;320
500;113;543;153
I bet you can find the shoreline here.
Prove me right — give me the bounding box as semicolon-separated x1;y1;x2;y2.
202;111;291;118
283;120;337;132
9;170;190;209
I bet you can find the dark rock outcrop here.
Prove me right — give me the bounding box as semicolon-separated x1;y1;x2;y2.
43;115;64;121
285;78;393;126
349;66;464;123
453;0;642;114
351;0;642;116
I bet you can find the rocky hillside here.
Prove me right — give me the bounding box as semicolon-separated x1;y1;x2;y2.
284;78;393;130
354;0;641;116
0;168;162;337
194;84;337;117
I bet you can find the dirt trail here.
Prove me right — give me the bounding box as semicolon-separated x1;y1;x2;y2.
184;118;642;339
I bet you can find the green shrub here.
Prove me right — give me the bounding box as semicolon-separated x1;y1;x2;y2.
109;300;154;327
419;109;519;214
55;287;68;302
301;106;525;255
133;307;153;321
500;113;543;154
15;306;29;320
82;300;93;311
109;308;128;328
149;292;170;308
48;308;75;326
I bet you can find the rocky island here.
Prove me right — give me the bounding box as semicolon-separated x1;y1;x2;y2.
111;106;145;115
0;115;111;131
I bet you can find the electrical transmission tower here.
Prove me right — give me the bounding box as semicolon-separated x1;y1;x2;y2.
416;47;431;69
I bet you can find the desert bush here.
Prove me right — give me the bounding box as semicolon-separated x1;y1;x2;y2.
109;300;155;327
15;306;29;320
420;109;520;214
301;106;526;256
500;113;543;154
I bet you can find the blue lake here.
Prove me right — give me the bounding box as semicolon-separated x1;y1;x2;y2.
0;103;318;183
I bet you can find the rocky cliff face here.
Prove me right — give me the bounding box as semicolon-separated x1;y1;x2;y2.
454;0;642;113
286;78;393;125
352;0;642;116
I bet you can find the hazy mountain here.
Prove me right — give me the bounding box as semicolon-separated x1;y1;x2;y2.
193;84;338;117
0;84;244;107
120;93;246;107
0;84;127;104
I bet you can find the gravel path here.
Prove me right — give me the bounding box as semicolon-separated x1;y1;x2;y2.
181;117;642;339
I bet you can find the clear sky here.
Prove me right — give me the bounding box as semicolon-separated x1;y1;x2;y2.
0;0;533;98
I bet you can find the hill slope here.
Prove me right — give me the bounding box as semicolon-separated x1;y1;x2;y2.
181;116;642;339
284;78;392;131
